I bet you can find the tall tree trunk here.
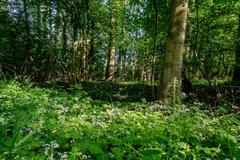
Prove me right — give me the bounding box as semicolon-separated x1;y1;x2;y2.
131;35;136;80
159;0;189;104
117;27;125;80
151;0;159;82
62;14;67;80
232;15;240;81
83;36;89;81
71;23;78;82
48;1;54;65
22;0;32;75
83;11;93;81
119;0;126;81
23;0;32;58
62;16;67;56
141;37;148;81
151;0;159;99
88;20;95;80
121;48;127;80
36;2;41;55
105;0;116;80
117;46;123;78
48;2;53;44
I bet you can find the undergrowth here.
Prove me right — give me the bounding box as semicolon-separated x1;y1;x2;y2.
0;80;240;159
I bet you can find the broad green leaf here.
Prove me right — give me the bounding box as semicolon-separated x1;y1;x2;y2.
140;148;161;159
89;145;103;155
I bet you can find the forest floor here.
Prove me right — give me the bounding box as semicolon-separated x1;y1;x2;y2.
0;80;240;159
42;80;240;112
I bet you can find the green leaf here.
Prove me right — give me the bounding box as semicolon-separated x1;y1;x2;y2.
0;117;4;123
89;145;103;155
140;148;161;159
15;131;35;147
64;132;72;139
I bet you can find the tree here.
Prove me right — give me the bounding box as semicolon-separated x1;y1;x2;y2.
1;0;238;84
151;0;159;82
22;0;33;73
233;15;240;81
159;0;189;103
105;0;116;80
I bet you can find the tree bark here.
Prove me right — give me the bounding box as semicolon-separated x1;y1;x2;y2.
131;33;137;80
71;23;78;82
83;35;89;81
232;15;240;81
22;0;32;65
88;20;95;80
117;45;123;78
151;0;159;82
36;2;41;55
62;14;67;59
159;0;189;104
121;48;127;80
105;0;116;81
141;37;148;81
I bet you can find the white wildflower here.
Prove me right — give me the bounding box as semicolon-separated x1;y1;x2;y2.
51;140;60;149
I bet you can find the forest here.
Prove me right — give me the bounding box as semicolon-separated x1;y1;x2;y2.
0;0;240;159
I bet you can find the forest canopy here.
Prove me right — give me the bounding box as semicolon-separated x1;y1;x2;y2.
0;0;239;82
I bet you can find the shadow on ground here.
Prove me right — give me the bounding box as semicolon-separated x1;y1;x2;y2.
41;81;158;102
80;81;158;102
40;81;240;109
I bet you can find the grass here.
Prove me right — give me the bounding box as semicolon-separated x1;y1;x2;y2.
0;80;240;159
